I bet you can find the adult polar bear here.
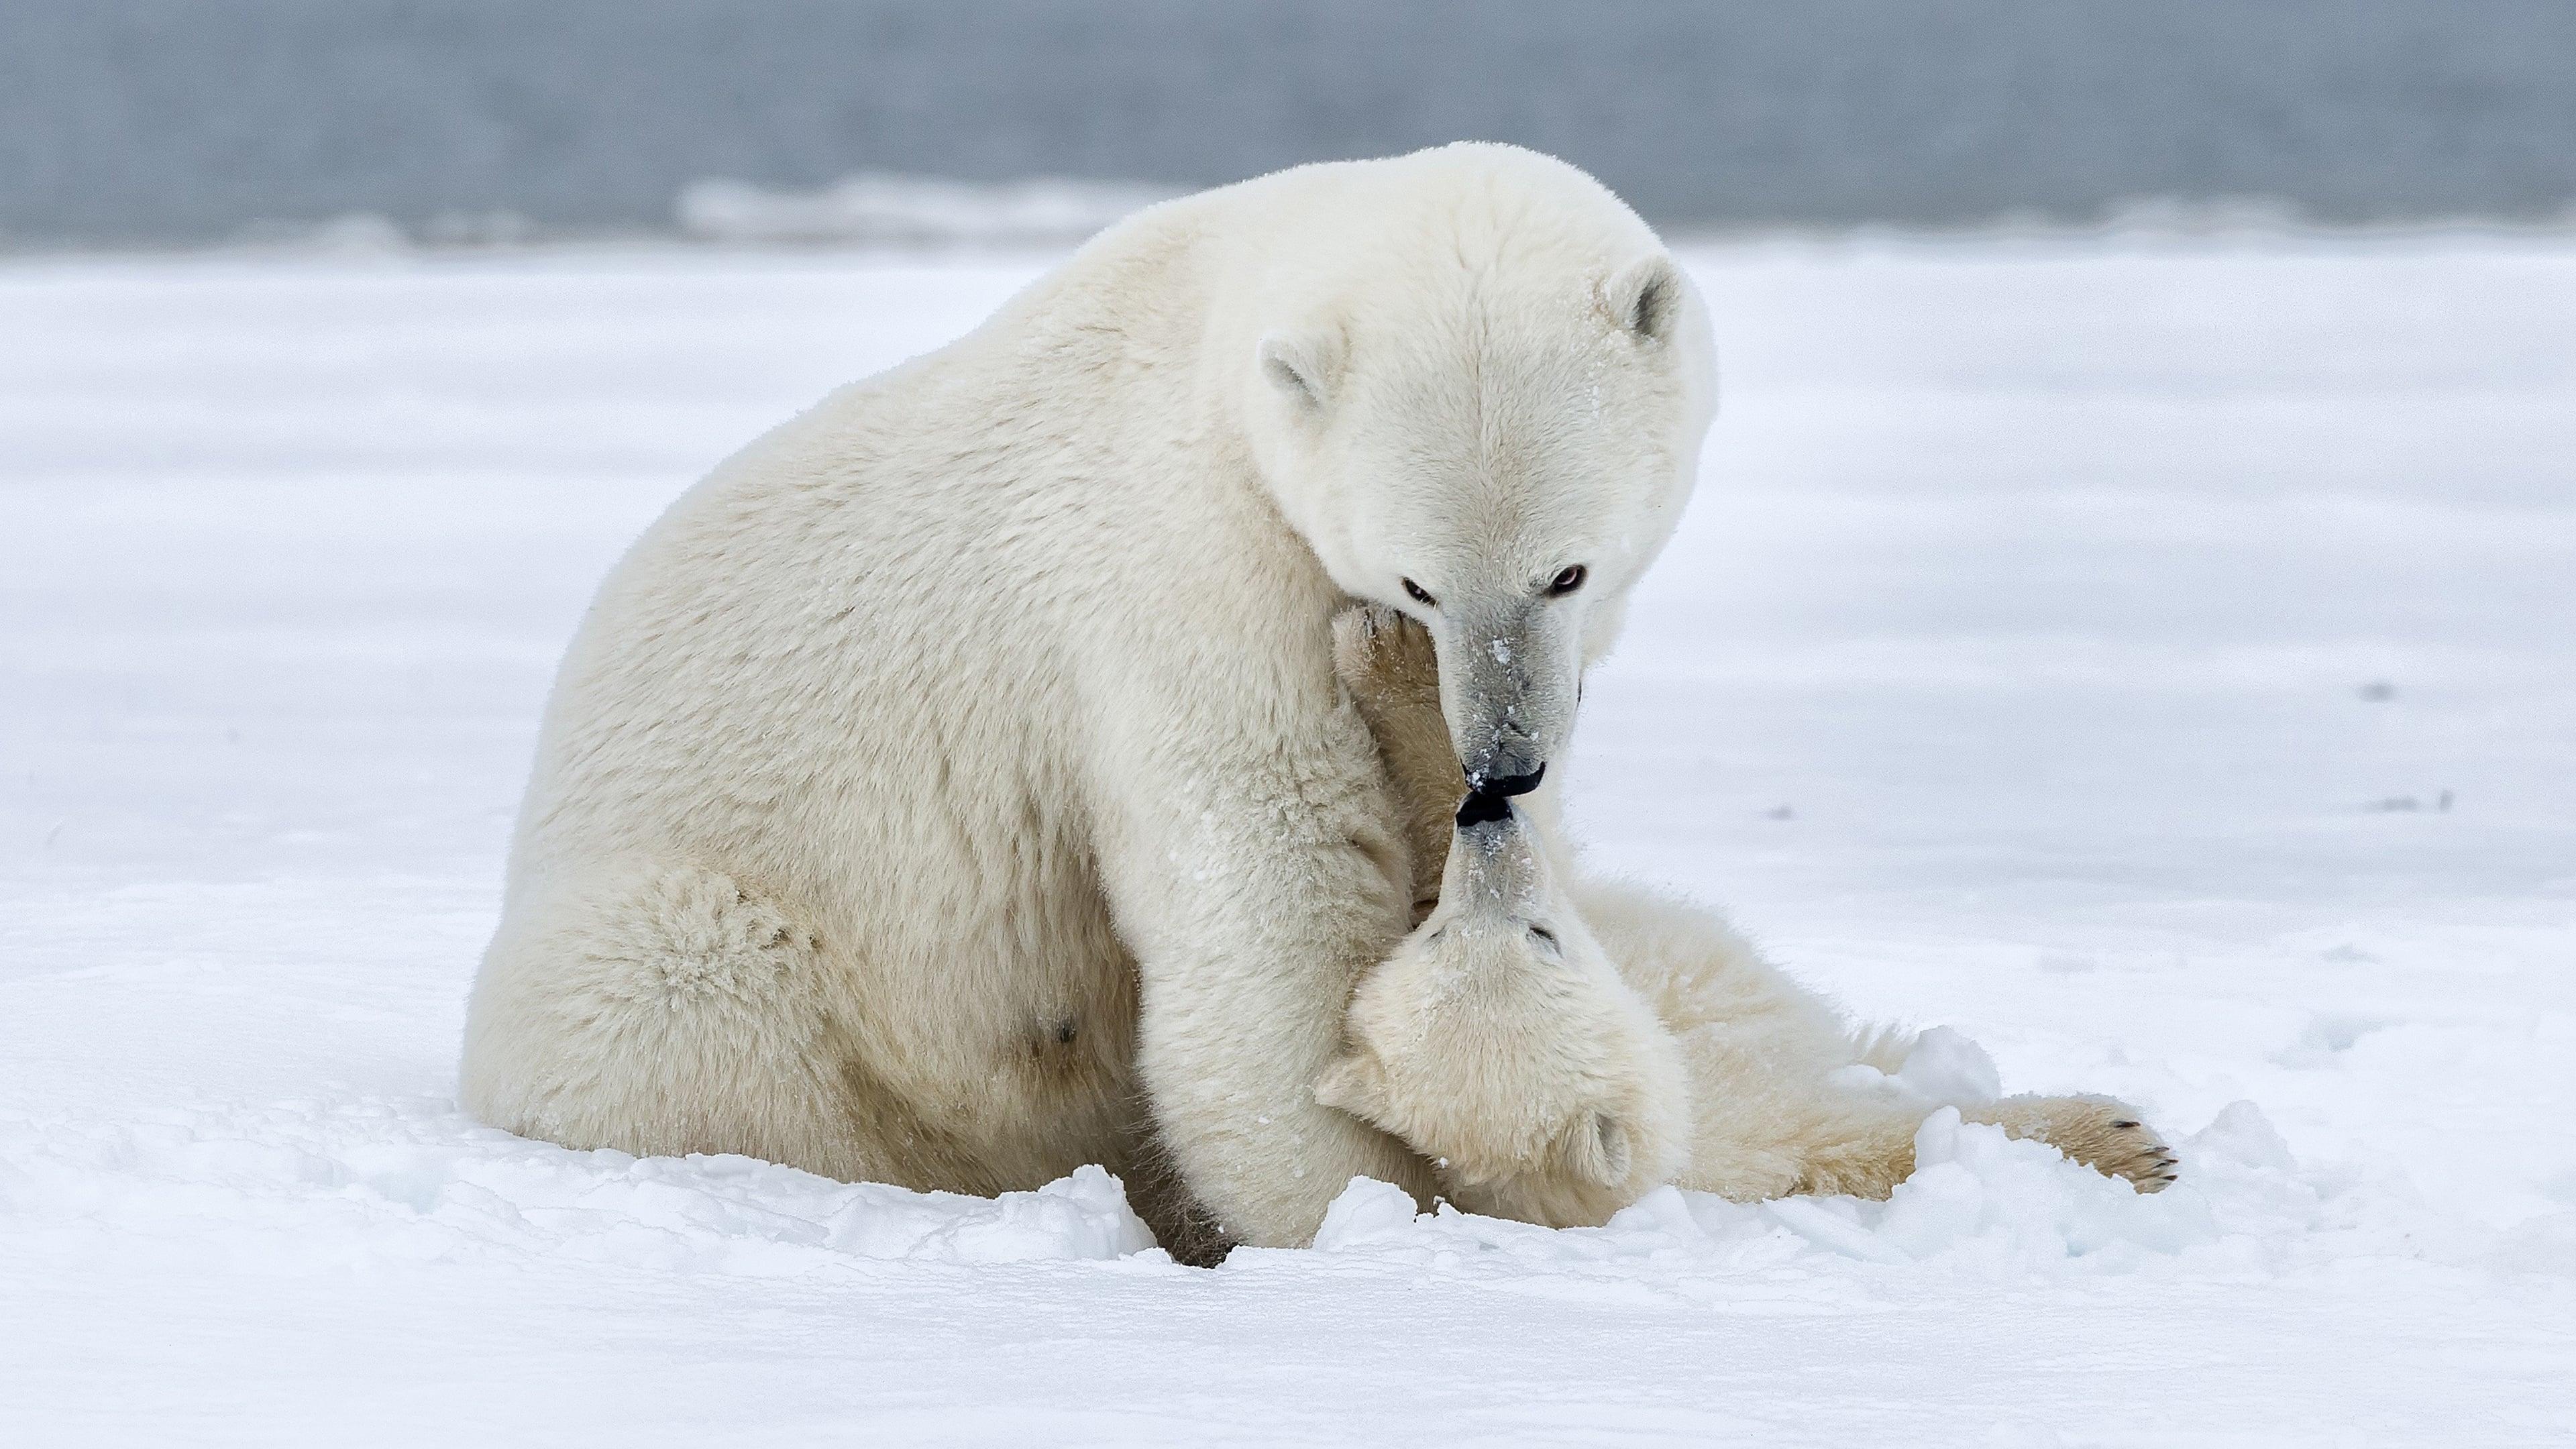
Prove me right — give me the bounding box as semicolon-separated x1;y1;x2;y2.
464;144;1711;1254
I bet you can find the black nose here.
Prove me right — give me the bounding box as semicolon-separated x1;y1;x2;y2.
1453;763;1545;832
1454;790;1515;829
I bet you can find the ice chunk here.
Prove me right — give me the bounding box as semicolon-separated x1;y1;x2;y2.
1309;1176;1426;1250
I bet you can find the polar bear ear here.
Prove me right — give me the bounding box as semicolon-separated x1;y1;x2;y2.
1257;330;1339;412
1561;1110;1633;1189
1314;1051;1391;1120
1605;256;1683;343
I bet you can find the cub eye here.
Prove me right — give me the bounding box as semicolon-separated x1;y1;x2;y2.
1401;578;1437;607
1546;564;1589;596
1526;924;1559;951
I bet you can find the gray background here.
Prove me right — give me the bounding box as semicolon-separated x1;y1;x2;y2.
6;0;2576;246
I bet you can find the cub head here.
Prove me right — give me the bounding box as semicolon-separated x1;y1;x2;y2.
1240;148;1719;800
1313;798;1688;1227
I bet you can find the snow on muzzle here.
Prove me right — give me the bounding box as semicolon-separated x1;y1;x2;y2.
1434;598;1578;808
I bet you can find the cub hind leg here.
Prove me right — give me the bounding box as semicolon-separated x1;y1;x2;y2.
1970;1093;2177;1190
1579;878;2175;1197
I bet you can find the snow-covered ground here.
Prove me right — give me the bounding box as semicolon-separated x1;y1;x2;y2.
3;234;2571;1444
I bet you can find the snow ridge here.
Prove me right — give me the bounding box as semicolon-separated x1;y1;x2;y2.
2;1099;1155;1275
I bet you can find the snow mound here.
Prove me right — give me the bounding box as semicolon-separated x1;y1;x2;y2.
1298;1103;2310;1282
0;1098;1156;1275
1827;1024;2004;1110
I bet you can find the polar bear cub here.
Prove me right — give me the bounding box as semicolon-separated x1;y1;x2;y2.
1330;604;2179;1214
1316;796;1689;1228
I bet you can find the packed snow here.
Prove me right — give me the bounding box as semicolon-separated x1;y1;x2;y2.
3;233;2571;1444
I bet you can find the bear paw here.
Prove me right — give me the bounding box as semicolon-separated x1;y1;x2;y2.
1975;1094;2178;1192
1330;603;1441;713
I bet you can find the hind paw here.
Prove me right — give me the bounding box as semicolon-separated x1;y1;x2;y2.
1975;1094;2178;1192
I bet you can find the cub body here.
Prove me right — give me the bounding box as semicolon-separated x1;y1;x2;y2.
1328;606;2178;1213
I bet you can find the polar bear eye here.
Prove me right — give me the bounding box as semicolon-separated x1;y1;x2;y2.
1546;565;1588;596
1401;578;1437;608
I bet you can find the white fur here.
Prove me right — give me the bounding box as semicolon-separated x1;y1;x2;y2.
1587;881;2177;1199
460;144;1718;1255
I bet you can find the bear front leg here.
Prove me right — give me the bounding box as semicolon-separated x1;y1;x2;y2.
1091;720;1438;1254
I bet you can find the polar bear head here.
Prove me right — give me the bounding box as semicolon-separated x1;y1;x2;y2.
1237;145;1718;798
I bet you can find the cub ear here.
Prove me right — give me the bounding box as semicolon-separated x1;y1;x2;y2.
1257;330;1340;411
1314;1051;1392;1121
1604;256;1683;343
1560;1110;1633;1189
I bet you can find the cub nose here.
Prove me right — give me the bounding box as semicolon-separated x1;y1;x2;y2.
1452;764;1545;832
